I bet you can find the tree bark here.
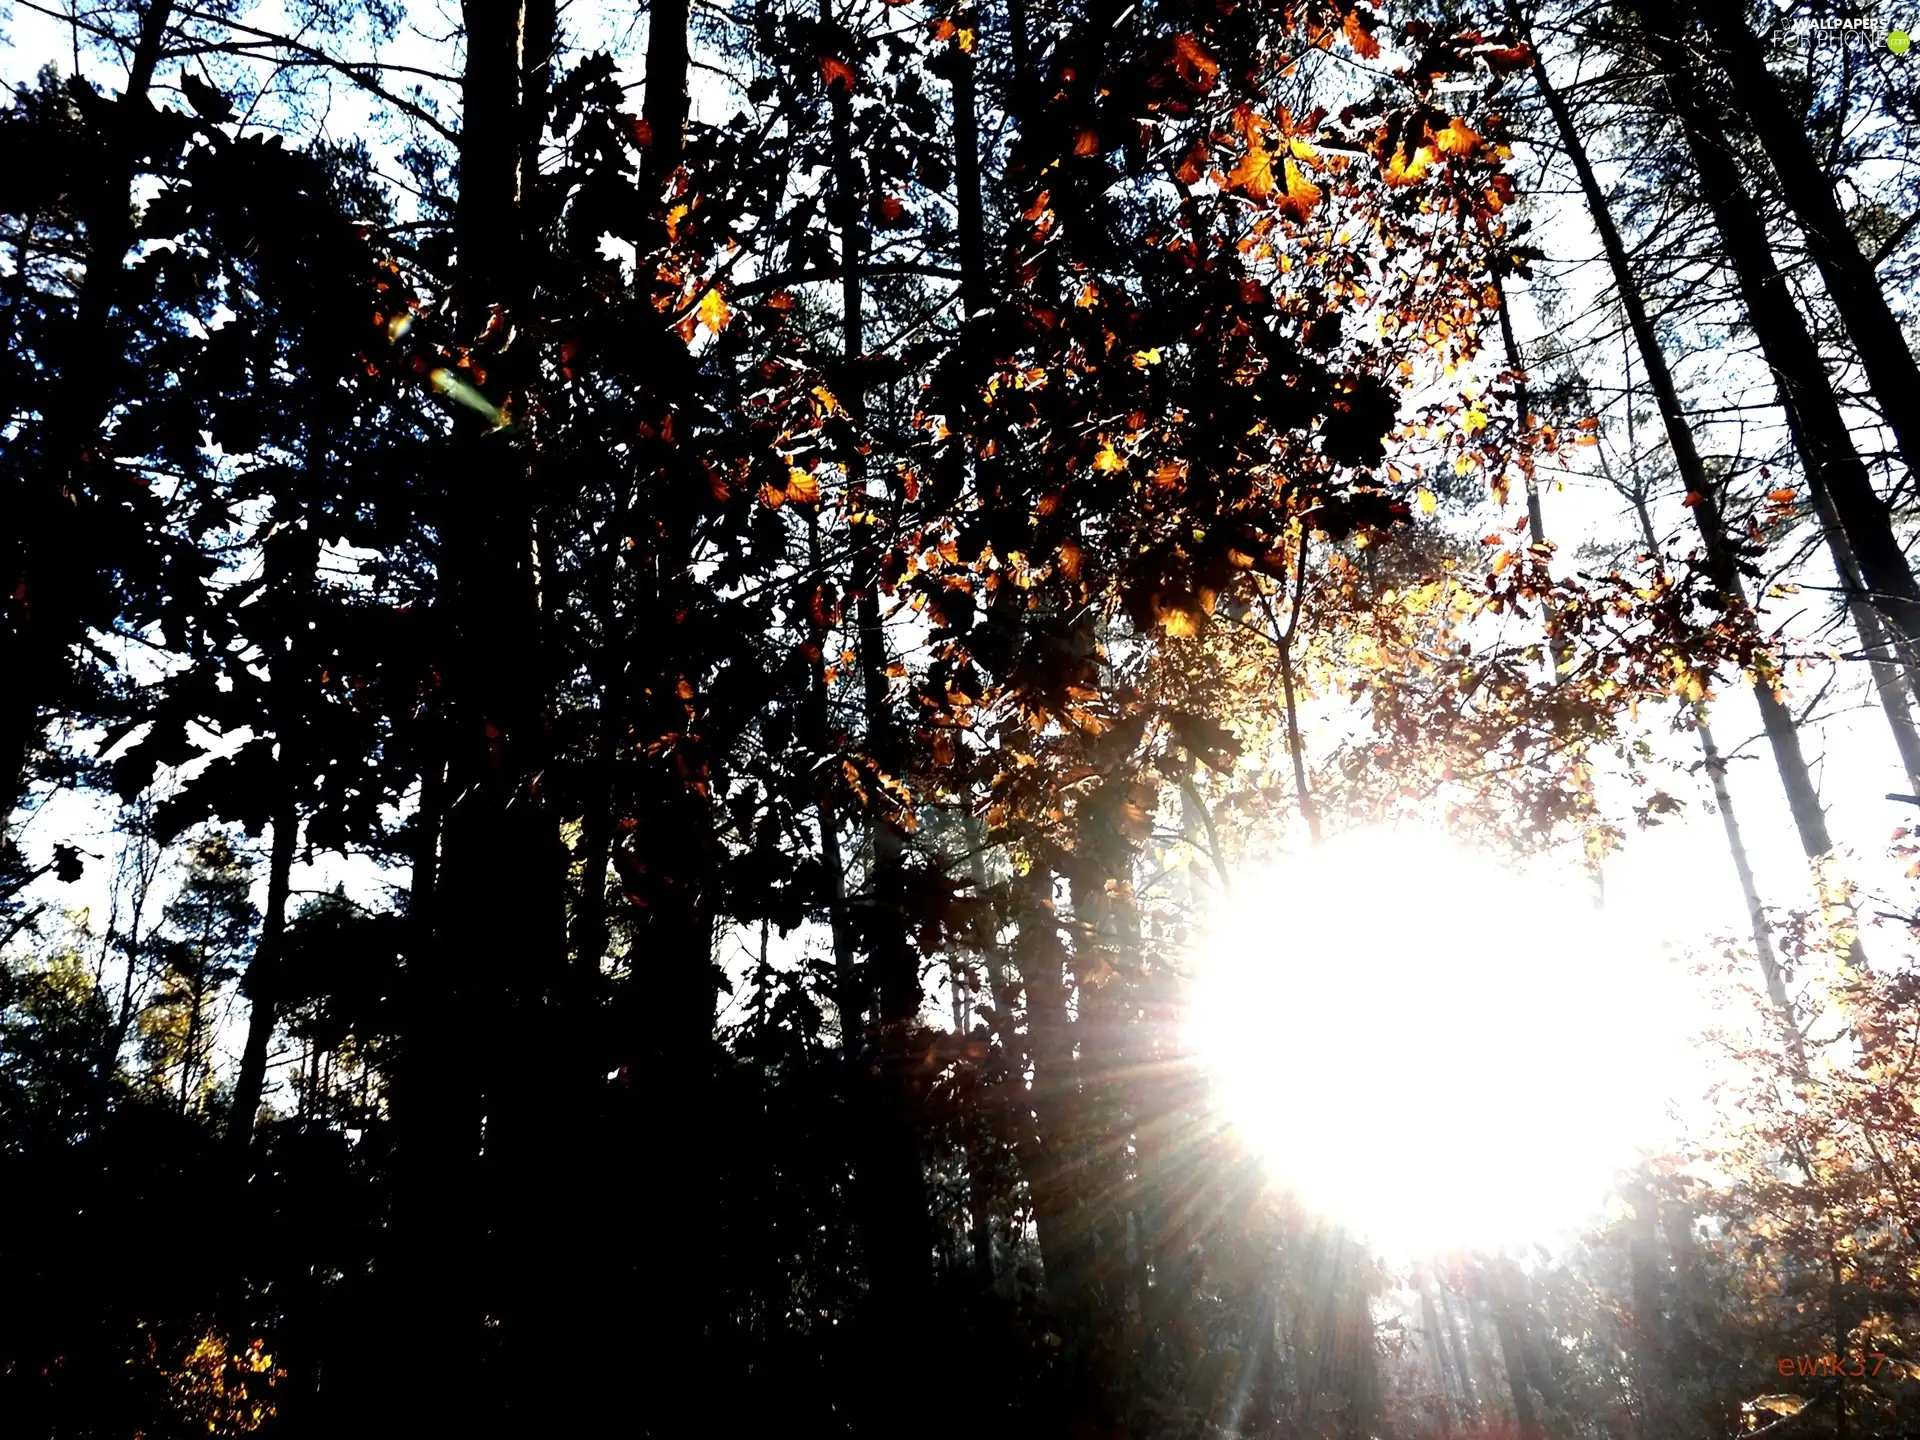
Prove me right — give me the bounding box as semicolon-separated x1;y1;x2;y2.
1689;0;1920;484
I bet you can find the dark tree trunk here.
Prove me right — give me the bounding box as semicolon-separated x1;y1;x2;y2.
227;524;318;1148
2;0;177;825
818;0;935;1383
1519;15;1839;869
641;0;694;202
1636;14;1920;702
388;0;566;1423
1690;0;1920;484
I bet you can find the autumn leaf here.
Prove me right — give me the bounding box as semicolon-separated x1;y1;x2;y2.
1417;487;1437;515
1342;9;1381;59
1092;439;1126;472
819;56;855;92
696;287;731;335
786;467;821;506
1275;157;1322;223
1767;487;1798;503
1226;139;1277;201
1171;33;1220;91
1161;605;1199;637
1174;138;1208;185
1434;117;1482;157
1385;143;1434;186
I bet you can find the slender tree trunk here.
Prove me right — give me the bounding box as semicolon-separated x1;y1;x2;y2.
641;0;693;202
1636;16;1920;700
822;0;935;1365
1798;459;1920;793
1689;0;1920;484
2;0;177;824
1520;20;1839;868
226;795;296;1144
1494;271;1574;682
227;523;318;1148
1620;466;1809;1067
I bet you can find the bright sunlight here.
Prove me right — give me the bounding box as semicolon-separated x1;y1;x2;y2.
1186;827;1704;1258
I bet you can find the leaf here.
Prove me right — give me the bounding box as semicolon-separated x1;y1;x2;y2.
1416;487;1437;515
696;287;731;334
786;467;821;505
1275;157;1322;223
1767;487;1798;503
1172;33;1221;90
1434;117;1482;157
1093;439;1126;472
1342;10;1381;59
1225;139;1277;201
1385;143;1434;186
819;56;855;92
1174;138;1208;185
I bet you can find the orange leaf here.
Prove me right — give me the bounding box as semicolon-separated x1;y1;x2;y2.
820;56;855;92
1434;117;1482;157
1225;139;1277;201
1385;143;1434;187
1767;487;1798;503
1342;9;1381;59
1275;157;1322;223
786;467;821;506
1172;33;1220;90
1174;137;1207;185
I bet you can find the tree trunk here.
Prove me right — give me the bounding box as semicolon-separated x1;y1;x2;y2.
1519;17;1840;869
389;0;565;1422
2;0;177;825
227;523;318;1148
1636;16;1920;702
822;0;935;1370
1690;0;1920;484
641;0;693;202
1798;458;1920;793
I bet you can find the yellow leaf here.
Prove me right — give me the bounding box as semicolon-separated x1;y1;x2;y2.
786;467;821;505
696;287;731;334
1434;117;1482;157
1417;487;1437;515
1276;157;1322;223
1463;404;1488;434
1226;139;1277;201
1093;439;1126;472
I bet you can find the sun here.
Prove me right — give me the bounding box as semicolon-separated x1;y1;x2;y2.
1183;827;1693;1259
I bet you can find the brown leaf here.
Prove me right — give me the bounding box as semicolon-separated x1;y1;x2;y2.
1434;117;1482;157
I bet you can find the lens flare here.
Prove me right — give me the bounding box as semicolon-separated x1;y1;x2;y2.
1184;828;1697;1258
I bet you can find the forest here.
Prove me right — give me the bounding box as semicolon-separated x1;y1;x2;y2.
2;0;1918;1432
